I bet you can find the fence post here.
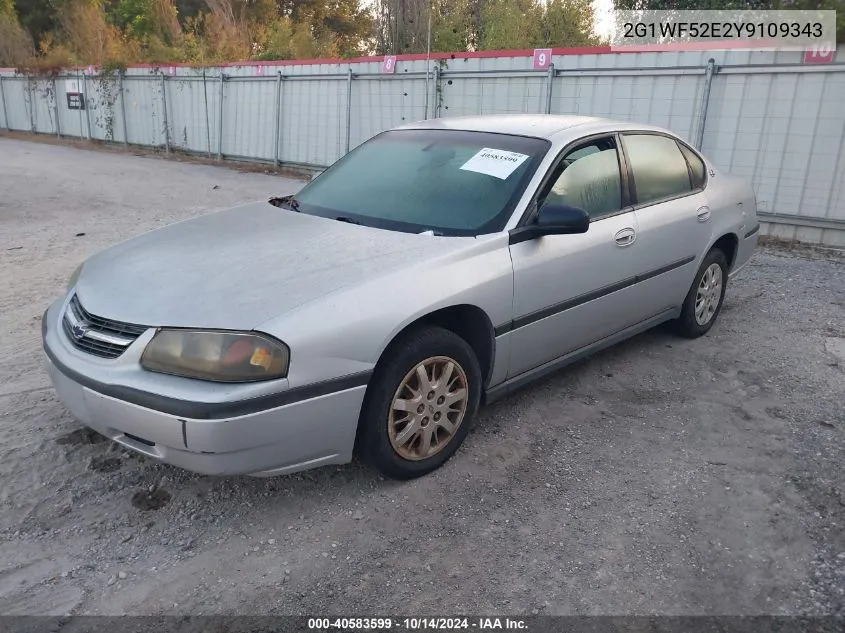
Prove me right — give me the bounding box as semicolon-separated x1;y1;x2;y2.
52;77;61;138
202;68;211;157
0;76;8;130
217;73;224;160
160;74;170;153
75;70;83;138
545;64;555;115
432;65;441;118
424;61;431;120
273;71;282;166
695;58;717;151
345;68;353;154
119;71;128;146
25;79;34;132
81;73;92;139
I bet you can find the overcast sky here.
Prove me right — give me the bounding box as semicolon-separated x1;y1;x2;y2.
593;0;615;39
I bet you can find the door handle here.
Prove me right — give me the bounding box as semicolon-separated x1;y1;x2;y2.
614;227;636;247
696;206;711;222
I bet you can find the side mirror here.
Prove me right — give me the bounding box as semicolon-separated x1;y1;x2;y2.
509;202;590;244
536;202;590;235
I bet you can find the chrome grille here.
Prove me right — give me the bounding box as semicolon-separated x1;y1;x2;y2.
62;295;148;359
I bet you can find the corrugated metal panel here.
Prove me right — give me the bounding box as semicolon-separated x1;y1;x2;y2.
349;76;427;151
121;74;165;148
702;65;845;228
222;77;277;160
26;78;56;135
164;76;210;153
442;75;546;116
1;78;31;131
2;45;844;244
54;75;86;138
279;77;347;166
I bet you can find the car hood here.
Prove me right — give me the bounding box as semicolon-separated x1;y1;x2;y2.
75;202;469;330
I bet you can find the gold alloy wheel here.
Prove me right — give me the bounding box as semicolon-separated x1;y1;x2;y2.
388;356;469;461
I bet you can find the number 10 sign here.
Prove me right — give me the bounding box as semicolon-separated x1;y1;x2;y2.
533;48;552;70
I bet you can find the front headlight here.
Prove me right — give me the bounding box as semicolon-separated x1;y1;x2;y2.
67;263;83;290
140;330;290;382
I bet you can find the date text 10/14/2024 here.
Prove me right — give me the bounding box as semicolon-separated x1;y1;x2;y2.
307;618;528;630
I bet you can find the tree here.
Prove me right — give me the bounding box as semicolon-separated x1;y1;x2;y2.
0;0;35;66
539;0;602;47
279;0;373;56
14;0;59;47
373;0;600;55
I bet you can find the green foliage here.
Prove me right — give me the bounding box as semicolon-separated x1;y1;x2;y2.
540;0;603;47
0;10;35;66
477;0;601;50
7;0;604;67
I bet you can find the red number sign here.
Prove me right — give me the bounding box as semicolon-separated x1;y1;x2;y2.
533;48;552;70
804;43;835;64
382;56;397;74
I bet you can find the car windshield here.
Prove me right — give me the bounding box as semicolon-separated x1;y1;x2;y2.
291;129;550;236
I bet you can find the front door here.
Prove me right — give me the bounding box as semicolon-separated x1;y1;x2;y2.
507;135;645;379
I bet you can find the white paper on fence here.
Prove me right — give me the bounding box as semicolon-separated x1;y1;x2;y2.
459;148;530;180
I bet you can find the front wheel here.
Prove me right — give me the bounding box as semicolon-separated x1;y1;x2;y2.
673;248;728;338
359;326;482;480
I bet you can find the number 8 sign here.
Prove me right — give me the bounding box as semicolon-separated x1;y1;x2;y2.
382;55;397;74
533;48;552;70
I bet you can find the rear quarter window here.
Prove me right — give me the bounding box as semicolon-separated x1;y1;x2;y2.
677;142;707;190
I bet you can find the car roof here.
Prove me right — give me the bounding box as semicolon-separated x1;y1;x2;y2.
396;114;673;142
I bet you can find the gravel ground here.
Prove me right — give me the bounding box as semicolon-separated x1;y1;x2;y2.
0;138;843;617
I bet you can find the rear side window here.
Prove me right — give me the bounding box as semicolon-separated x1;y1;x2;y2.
678;142;706;190
623;133;693;205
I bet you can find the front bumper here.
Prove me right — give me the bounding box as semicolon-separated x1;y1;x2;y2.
42;299;369;477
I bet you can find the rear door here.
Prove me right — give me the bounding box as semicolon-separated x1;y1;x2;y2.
620;132;714;311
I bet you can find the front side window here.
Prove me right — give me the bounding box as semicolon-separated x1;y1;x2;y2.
543;137;623;220
292;129;550;236
622;133;694;205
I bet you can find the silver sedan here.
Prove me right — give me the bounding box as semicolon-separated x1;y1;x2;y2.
42;115;759;480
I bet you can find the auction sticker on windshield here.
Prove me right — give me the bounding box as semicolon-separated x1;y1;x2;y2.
460;148;530;180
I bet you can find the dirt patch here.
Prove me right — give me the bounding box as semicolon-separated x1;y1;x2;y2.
56;429;108;446
131;489;172;511
89;456;122;473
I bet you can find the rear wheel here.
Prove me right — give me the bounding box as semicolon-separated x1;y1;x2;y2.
359;326;481;480
673;248;728;338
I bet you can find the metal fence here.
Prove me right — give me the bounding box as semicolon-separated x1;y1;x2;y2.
1;46;844;246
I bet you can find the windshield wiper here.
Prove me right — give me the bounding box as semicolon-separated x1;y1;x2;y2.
268;195;300;211
335;216;361;225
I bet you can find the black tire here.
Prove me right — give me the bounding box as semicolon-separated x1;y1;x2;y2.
359;326;482;480
673;248;729;339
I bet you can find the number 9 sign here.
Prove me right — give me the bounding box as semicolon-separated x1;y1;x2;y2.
533;48;552;70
